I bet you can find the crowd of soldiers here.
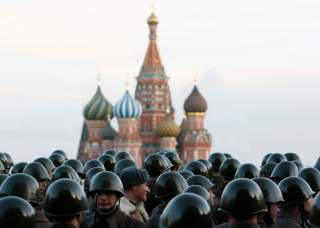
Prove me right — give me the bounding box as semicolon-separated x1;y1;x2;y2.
0;150;319;228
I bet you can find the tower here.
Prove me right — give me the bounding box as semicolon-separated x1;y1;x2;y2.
135;13;174;156
178;86;212;162
113;90;143;165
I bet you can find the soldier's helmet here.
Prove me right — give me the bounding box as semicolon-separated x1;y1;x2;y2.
103;149;117;157
261;153;272;167
284;152;302;163
184;160;209;178
220;178;267;216
114;158;136;175
33;157;55;174
44;179;88;217
89;171;125;197
84;167;105;193
0;196;36;228
252;177;284;204
0;173;40;205
298;168;320;194
279;176;314;204
11;162;28;174
0;174;8;186
164;151;182;167
115;151;133;162
51;149;68;160
119;167;149;190
315;157;320;171
97;154;116;171
260;162;277;178
179;170;194;180
310;193;320;226
52;165;80;183
198;159;214;179
144;153;171;178
83;159;105;175
235;163;260;179
219;158;241;181
184;185;210;204
49;153;65;168
159;193;213;228
63;159;85;178
271;161;298;183
266;153;286;164
186;175;215;191
155;172;188;200
208;152;226;173
23;162;50;182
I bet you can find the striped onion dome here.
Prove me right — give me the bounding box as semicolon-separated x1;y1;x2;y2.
156;114;181;138
83;86;113;121
113;90;142;119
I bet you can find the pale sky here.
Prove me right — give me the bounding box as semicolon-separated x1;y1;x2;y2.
0;0;320;166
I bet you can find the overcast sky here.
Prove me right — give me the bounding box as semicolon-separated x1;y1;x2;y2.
1;0;320;166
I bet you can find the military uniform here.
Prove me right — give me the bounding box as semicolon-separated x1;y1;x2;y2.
35;208;51;228
145;178;160;214
275;206;309;228
80;207;146;228
215;223;261;228
146;201;168;228
120;197;149;222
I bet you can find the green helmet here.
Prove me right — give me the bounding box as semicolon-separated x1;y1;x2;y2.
103;149;117;157
52;166;80;183
115;151;133;162
186;175;214;191
252;177;284;204
220;178;267;215
198;159;214;179
315;157;320;171
44;179;88;217
184;161;209;178
51;149;68;159
293;161;303;172
0;196;36;228
113;158;136;175
83;159;105;175
34;157;55;173
159;193;213;228
179;170;194;180
234;163;260;179
266;153;286;164
144;153;171;178
261;153;272;167
0;173;39;204
284;152;302;163
298;168;320;193
23;162;49;182
63;159;85;178
279;176;315;204
310;193;320;226
120;167;150;190
84;167;105;192
49;153;65;167
208;152;226;172
97;154;116;171
271;161;298;183
224;153;232;158
155;172;188;199
260;162;277;177
164;151;182;167
219;158;241;181
184;185;210;204
0;174;8;186
89;171;124;196
11;162;28;174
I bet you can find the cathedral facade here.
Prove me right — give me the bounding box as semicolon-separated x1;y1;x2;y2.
77;13;212;165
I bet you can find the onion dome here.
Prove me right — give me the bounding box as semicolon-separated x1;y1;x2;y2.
156;113;181;137
147;12;159;25
113;90;142;119
101;122;117;140
184;86;207;113
83;86;113;121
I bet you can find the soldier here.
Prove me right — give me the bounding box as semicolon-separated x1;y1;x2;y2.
11;162;28;174
83;159;105;175
216;178;267;227
208;152;227;185
52;165;81;183
97;154;116;172
183;160;209;178
119;167;150;222
253;177;284;227
298;168;320;194
234;163;260;179
159;193;214;228
0;196;36;228
309;193;320;227
44;178;88;228
80;171;145;228
34;157;56;179
275;176;315;228
147;172;188;228
144;153;171;214
163;151;182;171
270;161;298;184
260;162;277;178
49;153;66;168
114;159;137;175
0;173;51;228
63;159;86;179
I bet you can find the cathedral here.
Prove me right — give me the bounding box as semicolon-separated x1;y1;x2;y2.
77;13;212;165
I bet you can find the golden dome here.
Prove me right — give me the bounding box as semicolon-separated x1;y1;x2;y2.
147;12;159;25
156;114;180;138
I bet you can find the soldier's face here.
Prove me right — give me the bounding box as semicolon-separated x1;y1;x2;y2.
97;192;118;209
303;197;314;214
38;180;47;194
268;203;280;223
133;183;150;202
